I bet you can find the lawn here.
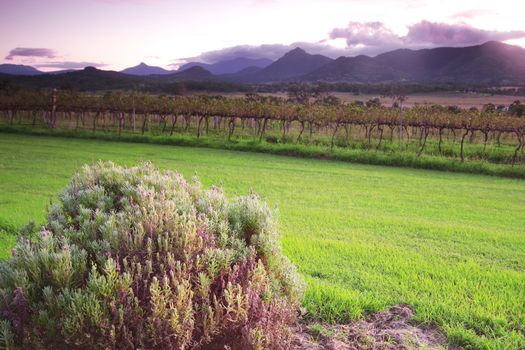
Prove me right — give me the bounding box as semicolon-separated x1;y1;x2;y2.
0;133;524;349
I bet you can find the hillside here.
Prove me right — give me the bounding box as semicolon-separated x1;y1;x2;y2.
2;66;141;90
305;41;525;84
179;57;272;75
160;66;214;82
305;55;408;82
0;64;43;75
121;62;172;75
243;48;333;82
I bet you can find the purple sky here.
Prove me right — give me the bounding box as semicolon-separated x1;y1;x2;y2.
1;0;524;71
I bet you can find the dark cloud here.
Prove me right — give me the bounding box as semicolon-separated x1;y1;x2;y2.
406;21;525;45
5;48;106;70
173;21;525;66
330;20;525;52
5;47;57;60
172;42;350;67
35;61;107;69
175;44;293;64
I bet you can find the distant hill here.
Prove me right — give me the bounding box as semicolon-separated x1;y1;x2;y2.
304;55;407;83
168;66;213;80
46;69;78;75
179;57;273;75
305;41;525;84
121;62;172;75
0;64;43;75
236;66;263;75
244;48;333;82
3;66;142;90
217;66;264;81
0;65;215;91
2;41;525;89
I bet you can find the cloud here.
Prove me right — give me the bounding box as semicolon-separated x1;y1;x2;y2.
329;22;402;47
329;20;525;53
172;20;525;66
174;44;293;64
5;48;106;70
405;21;525;45
451;9;493;19
35;61;107;69
171;42;350;67
5;47;57;60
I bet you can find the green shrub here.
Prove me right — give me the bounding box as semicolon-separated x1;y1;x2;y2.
265;135;279;144
0;161;304;349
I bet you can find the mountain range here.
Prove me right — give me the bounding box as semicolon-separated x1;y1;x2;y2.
2;41;525;88
178;57;273;75
303;41;525;84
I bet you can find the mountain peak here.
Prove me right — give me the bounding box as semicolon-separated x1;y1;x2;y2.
481;40;503;47
285;47;307;56
249;47;332;82
121;62;171;75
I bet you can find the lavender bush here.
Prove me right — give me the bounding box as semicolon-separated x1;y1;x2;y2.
0;162;304;349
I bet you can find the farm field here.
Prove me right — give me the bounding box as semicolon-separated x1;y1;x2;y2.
333;92;524;109
3;89;525;181
0;133;524;348
220;91;524;109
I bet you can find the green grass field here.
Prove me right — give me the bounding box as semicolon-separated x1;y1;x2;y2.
0;133;524;349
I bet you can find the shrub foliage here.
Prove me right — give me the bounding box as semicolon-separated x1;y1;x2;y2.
0;162;304;349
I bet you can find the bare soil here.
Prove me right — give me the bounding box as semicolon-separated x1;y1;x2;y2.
292;305;453;350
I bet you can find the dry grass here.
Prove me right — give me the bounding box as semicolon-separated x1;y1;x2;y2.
214;91;521;109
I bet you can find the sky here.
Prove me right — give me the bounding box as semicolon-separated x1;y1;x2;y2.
1;0;524;72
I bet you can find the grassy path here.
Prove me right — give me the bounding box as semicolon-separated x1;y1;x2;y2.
0;133;524;348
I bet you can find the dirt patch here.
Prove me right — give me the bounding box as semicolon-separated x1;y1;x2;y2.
292;304;452;350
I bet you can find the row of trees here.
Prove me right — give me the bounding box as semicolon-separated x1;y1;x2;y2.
1;90;524;163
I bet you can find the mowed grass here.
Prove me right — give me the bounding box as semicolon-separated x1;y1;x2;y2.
0;133;524;349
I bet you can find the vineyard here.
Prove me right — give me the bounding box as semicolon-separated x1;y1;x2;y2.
1;90;525;166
